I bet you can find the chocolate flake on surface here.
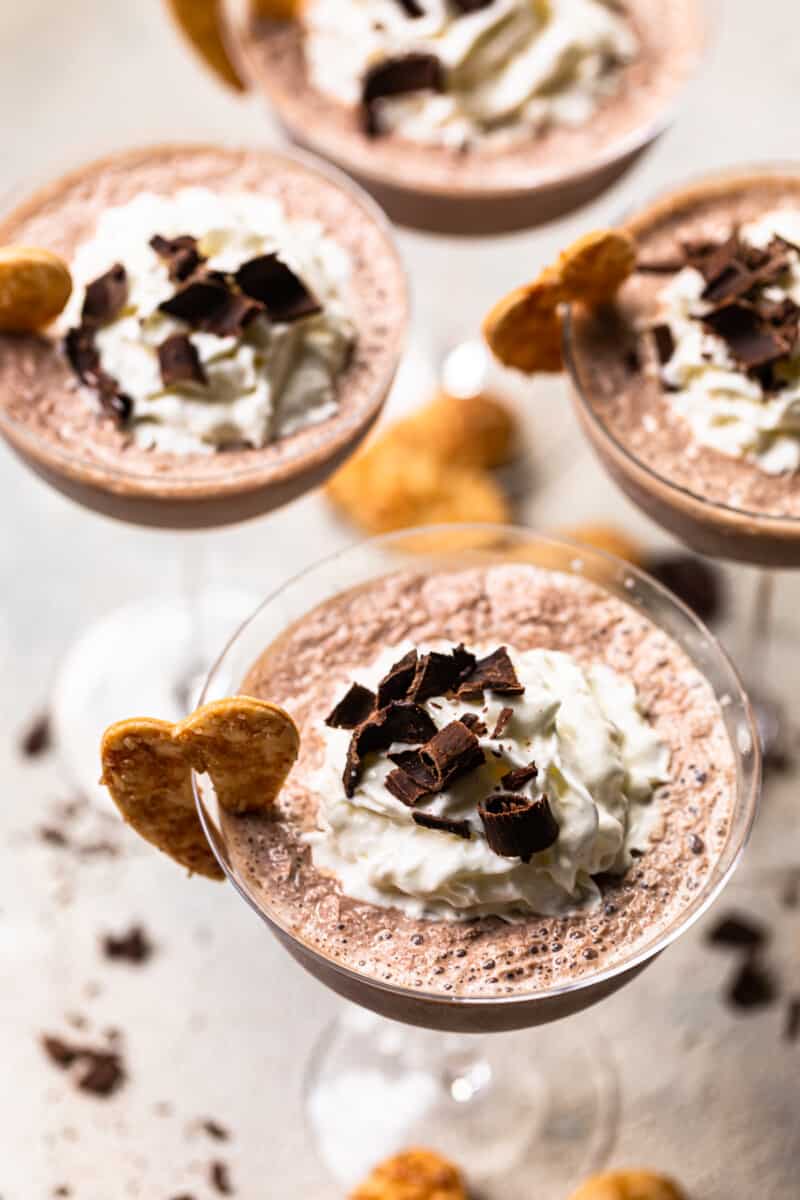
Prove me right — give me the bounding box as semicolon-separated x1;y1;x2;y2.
20;710;52;758
158;333;208;388
500;763;538;792
491;706;514;739
376;649;419;707
362;53;445;136
388;747;437;789
150;234;206;283
81;263;128;327
343;702;437;795
101;924;154;964
707;912;768;951
419;720;485;790
235;254;322;323
325;682;377;729
478;791;559;862
412;811;472;839
407;644;476;703
457;646;524;699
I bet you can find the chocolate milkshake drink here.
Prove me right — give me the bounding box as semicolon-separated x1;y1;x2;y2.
222;0;711;233
195;529;758;1033
565;169;800;566
0;144;407;528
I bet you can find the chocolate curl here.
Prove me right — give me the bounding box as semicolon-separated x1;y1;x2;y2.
376;649;418;707
81;263;128;327
418;720;485;791
412;811;472;840
407;644;476;704
457;647;524;699
157;333;207;388
478;792;559;862
499;763;538;792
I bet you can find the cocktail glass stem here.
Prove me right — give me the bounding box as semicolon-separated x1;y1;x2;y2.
740;570;790;765
304;1006;617;1194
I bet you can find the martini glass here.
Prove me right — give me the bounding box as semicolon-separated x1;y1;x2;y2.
0;143;407;806
192;524;760;1193
563;163;800;764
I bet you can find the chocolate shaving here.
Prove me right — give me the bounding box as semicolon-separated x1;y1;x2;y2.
41;1034;126;1097
478;792;559;862
150;234;205;283
651;323;675;365
64;326;132;426
362;53;445;137
386;766;432;807
102;925;153;964
376;649;419;707
325;683;376;730
210;1161;233;1195
701;303;792;371
457;647;524;699
158;276;231;325
235;254;321;323
412;811;472;840
499;763;538;792
158;333;207;388
491;706;514;739
460;712;488;737
201;291;264;337
418;720;485;790
407;644;476;704
343;702;437;796
81;263;128;327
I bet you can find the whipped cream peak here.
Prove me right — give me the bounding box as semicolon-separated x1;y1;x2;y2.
655;209;800;476
61;188;355;454
310;640;669;921
304;0;638;148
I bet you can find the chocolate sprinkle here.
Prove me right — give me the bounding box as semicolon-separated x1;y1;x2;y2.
376;649;419;707
412;811;472;840
491;706;514;739
500;763;538;792
478;792;559;862
457;647;524;699
325;683;377;730
235;254;321;323
150;234;205;283
81;263;128;327
158;333;207;388
418;720;485;790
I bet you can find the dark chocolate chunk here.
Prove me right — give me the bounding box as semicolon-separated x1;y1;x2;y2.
343;702;437;795
707;912;768;951
419;720;485;790
388;747;437;790
325;683;377;729
702;303;792;371
459;712;488;737
201;291;264;338
726;957;777;1011
412;811;472;839
386;766;432;807
407;644;476;703
150;233;205;282
235;254;321;323
362;53;445;137
499;763;538;792
457;647;524;699
158;276;231;325
41;1034;126;1097
81;263;128;327
20;711;52;758
376;649;418;707
102;924;153;964
210;1161;233;1195
478;791;559;862
491;706;514;739
651;323;676;365
646;552;725;625
158;333;207;388
64;325;102;385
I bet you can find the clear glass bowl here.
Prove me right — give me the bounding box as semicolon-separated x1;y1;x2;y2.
193;524;761;1034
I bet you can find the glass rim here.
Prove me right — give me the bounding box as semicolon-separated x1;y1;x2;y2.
222;0;717;202
192;522;762;1013
563;159;800;535
0;140;409;495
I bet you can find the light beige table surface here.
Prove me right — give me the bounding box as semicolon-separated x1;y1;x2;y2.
0;2;799;1197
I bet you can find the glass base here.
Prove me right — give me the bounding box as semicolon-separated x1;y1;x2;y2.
304;1007;617;1194
51;587;258;809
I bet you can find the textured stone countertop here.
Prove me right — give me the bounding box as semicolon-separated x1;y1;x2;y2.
0;1;798;1197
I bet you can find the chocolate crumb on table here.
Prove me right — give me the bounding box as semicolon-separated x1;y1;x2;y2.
210;1160;234;1195
706;912;769;951
19;710;52;757
101;924;154;964
726;958;778;1012
41;1033;126;1097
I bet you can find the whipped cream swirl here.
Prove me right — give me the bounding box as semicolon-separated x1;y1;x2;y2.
304;0;638;148
61;189;354;454
310;642;669;921
656;210;800;476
